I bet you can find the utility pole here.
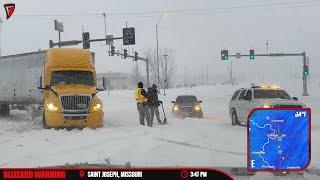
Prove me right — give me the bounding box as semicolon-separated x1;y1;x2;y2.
0;18;3;56
302;52;309;96
156;26;160;90
201;67;204;86
266;40;269;54
206;64;209;86
163;54;168;95
146;58;149;88
136;61;139;83
102;12;107;38
155;13;167;92
184;66;187;87
230;60;233;87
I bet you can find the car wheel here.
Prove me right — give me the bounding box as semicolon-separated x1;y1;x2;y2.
231;111;239;126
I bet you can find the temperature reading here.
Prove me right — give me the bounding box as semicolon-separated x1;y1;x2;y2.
295;111;307;118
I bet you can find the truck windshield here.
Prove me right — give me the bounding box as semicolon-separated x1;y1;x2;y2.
51;70;94;86
254;89;291;99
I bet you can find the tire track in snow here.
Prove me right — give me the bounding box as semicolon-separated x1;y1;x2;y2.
155;138;245;156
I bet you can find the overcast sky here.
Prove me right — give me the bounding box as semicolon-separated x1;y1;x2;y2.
1;0;320;86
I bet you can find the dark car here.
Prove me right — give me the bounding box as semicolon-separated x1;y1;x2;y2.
171;95;203;119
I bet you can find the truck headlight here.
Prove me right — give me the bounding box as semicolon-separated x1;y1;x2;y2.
173;105;179;111
92;103;102;111
46;103;58;111
194;105;201;111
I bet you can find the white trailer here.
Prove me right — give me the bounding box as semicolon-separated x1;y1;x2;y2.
0;51;45;115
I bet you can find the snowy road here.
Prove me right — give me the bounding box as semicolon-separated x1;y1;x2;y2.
0;83;319;176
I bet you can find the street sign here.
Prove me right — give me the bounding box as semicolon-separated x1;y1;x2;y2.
106;35;114;45
54;20;64;32
123;27;135;45
236;53;241;59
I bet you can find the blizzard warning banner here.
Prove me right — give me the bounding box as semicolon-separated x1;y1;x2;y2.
0;168;233;180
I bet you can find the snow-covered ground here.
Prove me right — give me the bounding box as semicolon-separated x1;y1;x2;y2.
0;80;319;179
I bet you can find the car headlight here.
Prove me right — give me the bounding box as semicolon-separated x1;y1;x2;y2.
173;105;179;111
46;103;58;111
194;105;201;111
92;103;102;111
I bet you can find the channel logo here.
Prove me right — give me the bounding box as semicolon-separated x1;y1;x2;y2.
3;3;15;20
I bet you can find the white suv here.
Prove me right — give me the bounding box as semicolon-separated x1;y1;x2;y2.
229;85;306;126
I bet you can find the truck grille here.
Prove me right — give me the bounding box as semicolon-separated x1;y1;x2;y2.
60;95;91;111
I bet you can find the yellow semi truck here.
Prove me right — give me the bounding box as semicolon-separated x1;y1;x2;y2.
0;48;105;128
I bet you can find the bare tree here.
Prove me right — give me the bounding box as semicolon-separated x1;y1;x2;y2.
144;48;176;89
131;62;145;84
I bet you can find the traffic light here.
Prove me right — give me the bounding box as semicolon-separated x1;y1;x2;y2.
110;45;115;56
221;50;229;60
249;49;255;60
123;49;128;59
303;65;309;76
134;51;138;61
82;32;90;49
49;40;54;48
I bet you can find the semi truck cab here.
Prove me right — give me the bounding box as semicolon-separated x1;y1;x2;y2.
39;48;105;128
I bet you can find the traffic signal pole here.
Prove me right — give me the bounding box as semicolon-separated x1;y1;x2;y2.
227;52;309;96
108;50;150;88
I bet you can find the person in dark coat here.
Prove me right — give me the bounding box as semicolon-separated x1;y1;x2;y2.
148;84;162;124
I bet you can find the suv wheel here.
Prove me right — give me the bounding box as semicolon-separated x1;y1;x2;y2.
231;111;239;126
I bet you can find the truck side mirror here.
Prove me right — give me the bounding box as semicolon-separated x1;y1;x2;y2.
102;77;107;90
44;85;51;90
37;76;44;90
171;101;175;103
198;100;203;103
94;77;106;97
292;97;298;101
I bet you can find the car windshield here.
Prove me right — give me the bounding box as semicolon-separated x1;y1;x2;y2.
176;96;198;103
51;70;95;86
254;89;291;99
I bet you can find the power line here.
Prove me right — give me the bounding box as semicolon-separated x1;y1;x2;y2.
14;0;320;19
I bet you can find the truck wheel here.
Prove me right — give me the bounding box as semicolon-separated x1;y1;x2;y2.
231;111;239;126
197;112;204;119
5;105;10;116
42;112;50;129
0;104;10;116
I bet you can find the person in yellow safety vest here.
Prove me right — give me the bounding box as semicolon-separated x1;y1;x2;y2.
135;82;152;127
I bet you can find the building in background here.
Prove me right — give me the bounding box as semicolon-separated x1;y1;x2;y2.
97;72;136;90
